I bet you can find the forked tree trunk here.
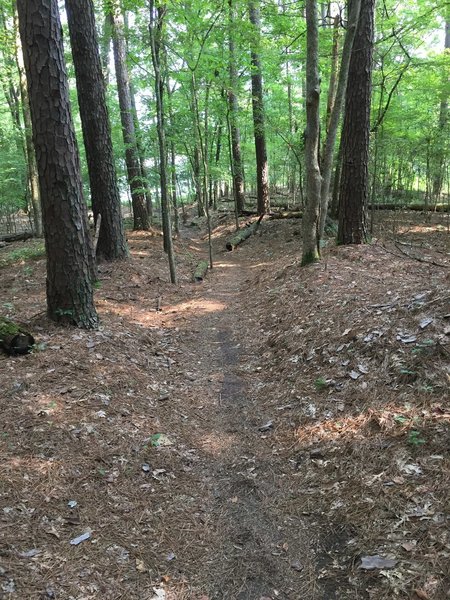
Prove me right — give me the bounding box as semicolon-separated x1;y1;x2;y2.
337;0;375;244
249;0;270;215
301;0;321;265
109;0;149;231
17;0;98;328
66;0;128;261
318;0;361;240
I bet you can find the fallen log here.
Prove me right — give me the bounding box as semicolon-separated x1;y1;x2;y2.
0;231;33;243
0;317;35;355
269;211;303;220
226;215;263;251
194;260;209;282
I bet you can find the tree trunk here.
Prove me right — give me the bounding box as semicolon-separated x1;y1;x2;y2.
149;1;177;284
249;0;270;216
432;16;450;201
65;0;128;261
13;4;42;237
337;0;375;245
109;0;149;231
17;0;98;328
228;0;245;213
301;0;321;265
318;0;361;240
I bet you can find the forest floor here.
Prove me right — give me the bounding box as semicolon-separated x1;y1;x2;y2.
0;208;449;600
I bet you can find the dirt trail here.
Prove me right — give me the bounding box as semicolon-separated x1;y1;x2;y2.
171;244;314;600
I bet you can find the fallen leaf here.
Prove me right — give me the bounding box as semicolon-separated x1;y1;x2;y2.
290;560;303;572
419;317;433;329
136;558;146;572
258;420;274;432
18;548;41;558
70;531;91;546
401;540;417;552
397;333;417;344
359;555;397;570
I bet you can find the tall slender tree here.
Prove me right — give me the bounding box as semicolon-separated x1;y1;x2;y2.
17;0;98;328
65;0;128;261
13;3;42;237
109;0;149;231
301;0;321;265
149;1;177;284
228;0;245;213
249;0;270;215
337;0;375;244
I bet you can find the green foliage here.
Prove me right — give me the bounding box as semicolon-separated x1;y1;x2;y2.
408;429;426;447
0;243;45;267
314;376;328;390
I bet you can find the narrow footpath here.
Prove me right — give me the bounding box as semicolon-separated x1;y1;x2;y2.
164;238;318;600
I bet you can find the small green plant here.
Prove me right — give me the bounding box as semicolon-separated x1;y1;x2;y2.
55;308;74;317
314;376;328;391
412;339;435;355
93;280;102;289
408;429;426;447
394;414;408;425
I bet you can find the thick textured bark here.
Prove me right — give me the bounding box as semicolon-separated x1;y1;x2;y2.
109;1;149;231
228;0;245;213
65;0;128;261
249;0;270;215
337;0;375;245
17;0;98;328
14;7;42;237
301;0;321;265
319;0;361;239
149;2;177;283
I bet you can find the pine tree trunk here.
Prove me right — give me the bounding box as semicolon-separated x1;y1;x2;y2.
301;0;321;265
228;0;245;213
17;0;98;328
65;0;128;261
109;1;149;231
14;5;42;237
337;0;375;245
249;0;270;216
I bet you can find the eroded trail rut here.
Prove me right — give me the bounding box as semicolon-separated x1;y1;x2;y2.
175;250;314;600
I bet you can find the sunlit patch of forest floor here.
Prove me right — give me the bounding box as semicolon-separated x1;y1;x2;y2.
0;209;449;600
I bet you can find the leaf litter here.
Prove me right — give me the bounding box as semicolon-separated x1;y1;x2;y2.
0;209;448;599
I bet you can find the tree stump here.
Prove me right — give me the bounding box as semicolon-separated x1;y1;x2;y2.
0;318;35;355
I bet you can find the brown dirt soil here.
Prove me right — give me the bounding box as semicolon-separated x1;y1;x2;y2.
0;209;449;600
